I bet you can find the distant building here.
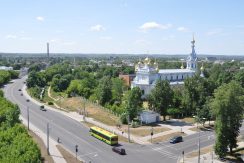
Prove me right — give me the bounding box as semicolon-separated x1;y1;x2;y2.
139;111;160;124
205;57;217;62
131;37;200;96
0;66;13;71
119;74;136;86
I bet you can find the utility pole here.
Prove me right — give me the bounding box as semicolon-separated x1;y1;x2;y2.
47;123;50;155
197;108;200;163
182;151;184;163
198;130;200;163
151;127;154;143
83;100;86;120
127;115;130;143
27;106;29;130
75;145;78;160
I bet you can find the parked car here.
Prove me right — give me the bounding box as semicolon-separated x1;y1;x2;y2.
170;136;183;144
26;99;30;102
40;105;47;111
112;146;126;155
18;89;21;91
20;93;23;96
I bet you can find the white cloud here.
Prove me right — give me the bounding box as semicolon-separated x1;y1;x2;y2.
5;35;17;39
36;16;44;21
90;24;105;32
20;37;32;40
139;22;172;31
135;39;151;45
206;29;223;36
100;36;112;40
177;27;188;32
50;39;60;43
162;35;175;41
62;41;76;45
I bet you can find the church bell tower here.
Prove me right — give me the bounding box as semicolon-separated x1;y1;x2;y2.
186;36;197;70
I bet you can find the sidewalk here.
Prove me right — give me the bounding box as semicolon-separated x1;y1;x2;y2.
20;116;66;163
178;142;244;163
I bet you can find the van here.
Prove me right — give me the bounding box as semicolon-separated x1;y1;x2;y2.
112;146;126;155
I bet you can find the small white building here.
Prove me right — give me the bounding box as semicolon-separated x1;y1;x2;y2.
139;111;160;124
0;66;13;71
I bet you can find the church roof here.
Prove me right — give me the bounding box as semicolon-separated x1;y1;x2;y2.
158;69;195;74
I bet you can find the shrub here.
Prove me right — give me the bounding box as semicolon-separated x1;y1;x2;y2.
47;101;53;105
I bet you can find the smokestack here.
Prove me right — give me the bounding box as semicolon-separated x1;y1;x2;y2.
47;42;49;58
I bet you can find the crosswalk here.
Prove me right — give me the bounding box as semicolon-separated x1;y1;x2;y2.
152;147;179;159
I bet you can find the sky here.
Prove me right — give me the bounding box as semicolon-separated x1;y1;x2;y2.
0;0;244;55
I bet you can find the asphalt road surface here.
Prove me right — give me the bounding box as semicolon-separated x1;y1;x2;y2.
3;77;244;163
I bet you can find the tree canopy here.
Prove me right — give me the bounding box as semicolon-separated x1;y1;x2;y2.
211;81;244;157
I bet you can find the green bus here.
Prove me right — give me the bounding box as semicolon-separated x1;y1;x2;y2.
90;126;118;145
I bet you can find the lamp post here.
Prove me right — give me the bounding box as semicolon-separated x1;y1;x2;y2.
27;106;29;130
47;122;50;155
127;114;131;143
150;127;154;143
208;135;214;163
75;145;78;160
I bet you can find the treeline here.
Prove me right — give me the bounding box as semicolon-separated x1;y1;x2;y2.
0;90;41;162
0;70;19;87
26;60;244;158
27;63;132;115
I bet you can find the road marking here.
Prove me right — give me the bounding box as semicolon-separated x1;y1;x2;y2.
153;148;178;159
79;152;98;157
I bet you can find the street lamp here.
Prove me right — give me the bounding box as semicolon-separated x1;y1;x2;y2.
47;122;50;155
208;135;215;163
26;100;30;131
150;127;154;143
75;145;78;160
127;114;131;143
27;106;29;130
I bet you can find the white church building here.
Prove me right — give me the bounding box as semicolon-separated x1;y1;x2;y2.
131;38;200;96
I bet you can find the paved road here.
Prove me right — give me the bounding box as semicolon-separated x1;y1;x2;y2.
3;77;244;163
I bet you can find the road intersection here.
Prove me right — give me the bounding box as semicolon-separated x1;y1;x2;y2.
3;77;244;163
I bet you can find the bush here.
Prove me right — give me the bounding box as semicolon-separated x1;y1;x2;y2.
120;113;128;124
28;86;42;99
47;101;53;105
131;119;140;128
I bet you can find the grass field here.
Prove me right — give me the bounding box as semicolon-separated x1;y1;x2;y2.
151;132;186;143
120;126;171;137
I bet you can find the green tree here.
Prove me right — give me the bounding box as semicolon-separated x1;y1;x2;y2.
234;69;244;87
26;71;46;88
148;80;173;121
111;78;125;105
123;87;142;120
210;81;244;157
182;75;211;115
96;76;112;106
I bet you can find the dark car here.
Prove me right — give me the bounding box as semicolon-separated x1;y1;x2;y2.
26;99;30;102
170;136;183;144
20;93;23;96
40;105;47;111
18;89;21;91
112;146;126;155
